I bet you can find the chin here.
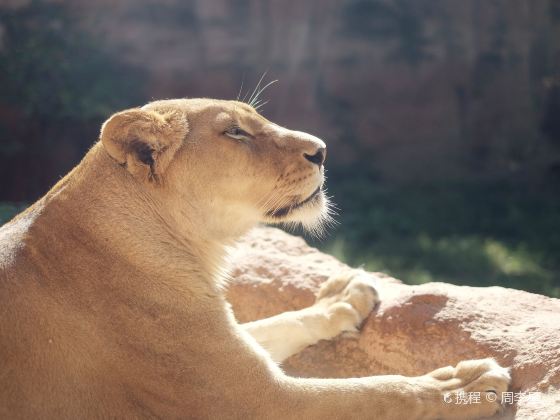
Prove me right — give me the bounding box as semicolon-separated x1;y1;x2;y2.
263;190;335;238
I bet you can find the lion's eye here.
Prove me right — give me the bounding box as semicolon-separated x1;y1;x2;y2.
224;126;251;140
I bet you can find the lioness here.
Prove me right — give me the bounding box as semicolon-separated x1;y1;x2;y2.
0;98;510;419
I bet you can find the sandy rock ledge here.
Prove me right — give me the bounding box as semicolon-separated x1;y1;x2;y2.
227;227;560;420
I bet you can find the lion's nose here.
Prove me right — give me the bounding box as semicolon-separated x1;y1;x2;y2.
303;147;326;166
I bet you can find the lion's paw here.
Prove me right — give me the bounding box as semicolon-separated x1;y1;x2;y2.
429;358;511;419
314;270;379;336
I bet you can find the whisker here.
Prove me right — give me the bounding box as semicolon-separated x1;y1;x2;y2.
259;187;290;213
257;182;299;215
255;176;337;239
236;76;245;101
247;71;267;105
254;100;269;111
249;80;277;108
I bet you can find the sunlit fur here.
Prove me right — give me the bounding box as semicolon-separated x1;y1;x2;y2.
141;98;332;241
0;97;511;419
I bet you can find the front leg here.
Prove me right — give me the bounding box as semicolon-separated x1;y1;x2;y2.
242;271;379;362
287;357;511;419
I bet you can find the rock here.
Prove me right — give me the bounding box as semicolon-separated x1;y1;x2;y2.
227;227;560;420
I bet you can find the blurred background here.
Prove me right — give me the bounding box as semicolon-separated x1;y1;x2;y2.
1;0;559;296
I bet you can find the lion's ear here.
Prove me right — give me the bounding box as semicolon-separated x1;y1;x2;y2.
100;108;188;181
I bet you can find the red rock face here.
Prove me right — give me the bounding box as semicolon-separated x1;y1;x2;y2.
228;227;560;419
33;0;560;183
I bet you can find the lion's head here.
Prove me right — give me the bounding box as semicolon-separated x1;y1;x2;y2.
99;98;332;240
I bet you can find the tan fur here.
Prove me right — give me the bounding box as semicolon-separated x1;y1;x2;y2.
0;98;510;419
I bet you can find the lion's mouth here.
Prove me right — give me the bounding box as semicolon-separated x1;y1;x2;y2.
266;187;322;218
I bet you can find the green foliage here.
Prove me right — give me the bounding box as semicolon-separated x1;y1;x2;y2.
2;178;559;298
0;0;558;300
307;177;560;298
0;0;144;132
0;203;26;225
